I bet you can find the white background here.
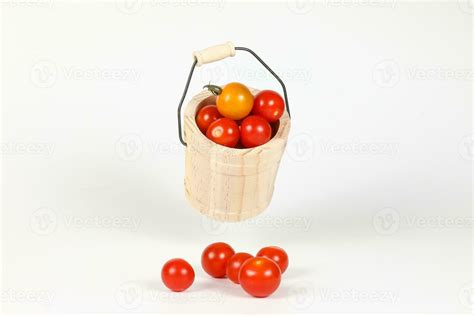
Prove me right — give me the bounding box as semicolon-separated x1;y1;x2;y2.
1;0;472;314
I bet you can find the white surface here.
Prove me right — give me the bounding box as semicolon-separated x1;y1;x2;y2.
1;0;472;314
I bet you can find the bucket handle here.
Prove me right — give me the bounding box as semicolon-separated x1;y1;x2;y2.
177;43;291;146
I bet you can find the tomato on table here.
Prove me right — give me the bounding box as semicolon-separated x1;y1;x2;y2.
240;115;272;148
239;257;281;297
161;258;195;292
256;246;289;274
205;82;254;120
252;90;285;123
226;252;253;284
206;118;240;148
196;105;221;134
201;242;235;278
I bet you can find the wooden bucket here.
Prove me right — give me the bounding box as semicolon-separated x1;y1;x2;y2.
177;42;291;222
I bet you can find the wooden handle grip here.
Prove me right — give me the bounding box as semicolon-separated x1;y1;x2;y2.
192;42;235;66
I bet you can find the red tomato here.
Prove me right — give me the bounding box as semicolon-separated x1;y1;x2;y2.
161;258;195;292
226;252;253;284
239;257;281;298
252;90;285;123
196;105;222;134
240;115;272;148
206;118;240;148
256;246;289;274
201;242;235;278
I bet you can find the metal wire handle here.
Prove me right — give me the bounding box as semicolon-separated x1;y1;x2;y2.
177;46;291;146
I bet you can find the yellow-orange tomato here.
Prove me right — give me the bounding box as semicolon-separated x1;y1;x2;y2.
216;82;254;120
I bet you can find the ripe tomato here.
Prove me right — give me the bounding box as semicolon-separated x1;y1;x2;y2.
226;252;253;284
161;258;195;292
240;115;272;148
256;246;289;274
206;83;253;120
196;105;221;134
252;90;285;123
201;242;235;278
206;118;240;148
239;257;281;297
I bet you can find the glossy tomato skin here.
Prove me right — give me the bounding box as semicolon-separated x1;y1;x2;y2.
217;82;254;120
206;118;240;148
161;258;195;292
240;115;272;148
256;246;289;274
196;105;221;134
252;90;285;123
226;252;253;284
201;242;235;278
239;257;281;298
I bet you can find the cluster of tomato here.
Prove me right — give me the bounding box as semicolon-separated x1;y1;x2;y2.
161;242;288;298
196;82;285;148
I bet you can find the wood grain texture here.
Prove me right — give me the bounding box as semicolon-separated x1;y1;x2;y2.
183;88;291;222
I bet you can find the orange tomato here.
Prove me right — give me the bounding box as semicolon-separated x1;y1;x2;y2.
211;82;254;120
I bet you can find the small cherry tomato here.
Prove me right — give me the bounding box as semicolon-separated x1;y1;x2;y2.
206;118;240;148
252;90;285;123
196;105;222;134
240;115;272;148
226;252;253;284
239;257;281;298
161;258;195;292
256;246;289;274
205;83;253;120
201;242;235;278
